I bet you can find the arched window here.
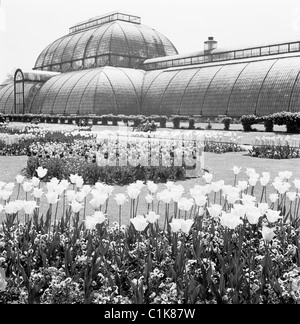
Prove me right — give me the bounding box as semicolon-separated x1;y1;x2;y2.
14;69;24;114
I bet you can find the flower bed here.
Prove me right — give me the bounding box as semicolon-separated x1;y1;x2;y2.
248;135;300;159
0;167;300;304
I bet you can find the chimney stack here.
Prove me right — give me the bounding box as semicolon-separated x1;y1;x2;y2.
204;36;218;53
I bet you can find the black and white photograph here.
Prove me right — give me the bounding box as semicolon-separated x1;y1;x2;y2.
0;0;300;308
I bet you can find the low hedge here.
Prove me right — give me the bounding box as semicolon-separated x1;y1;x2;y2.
240;111;300;133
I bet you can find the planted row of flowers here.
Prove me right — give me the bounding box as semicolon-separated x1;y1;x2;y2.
0;166;300;303
248;135;300;159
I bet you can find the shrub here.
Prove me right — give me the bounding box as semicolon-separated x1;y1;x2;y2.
159;116;167;128
263;116;274;132
172;116;181;129
240;115;257;132
222;117;232;131
188;118;195;130
101;115;109;126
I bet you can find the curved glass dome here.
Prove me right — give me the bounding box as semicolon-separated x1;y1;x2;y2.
30;66;145;116
141;55;300;117
34;12;178;73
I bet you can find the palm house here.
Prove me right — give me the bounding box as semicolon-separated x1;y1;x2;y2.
1;11;300;118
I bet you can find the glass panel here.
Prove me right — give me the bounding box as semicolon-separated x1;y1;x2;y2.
243;49;252;58
269;45;279;54
235;50;244;59
290;42;300;52
279;44;289;53
202;63;248;116
257;57;300;116
251;48;260;56
227;59;276;117
261;47;270;55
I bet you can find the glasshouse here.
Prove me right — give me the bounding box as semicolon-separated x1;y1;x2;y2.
1;11;300;117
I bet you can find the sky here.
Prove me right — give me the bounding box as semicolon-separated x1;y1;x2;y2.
1;0;300;84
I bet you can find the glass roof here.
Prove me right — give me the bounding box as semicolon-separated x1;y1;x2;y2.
30;67;145;116
141;56;300;117
34;14;178;72
143;38;300;71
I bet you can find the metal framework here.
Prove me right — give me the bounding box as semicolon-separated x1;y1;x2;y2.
14;69;25;114
143;40;300;71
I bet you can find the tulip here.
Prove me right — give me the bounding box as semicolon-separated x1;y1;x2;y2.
220;211;243;230
260;177;270;187
246;208;262;225
293;179;300;191
85;216;97;230
93;211;107;225
5;183;15;192
266;210;282;223
261;226;276;242
4;201;20;214
248;177;258;187
269;193;279;203
237;181;248;192
246;168;256;178
127;186;141;200
286;192;297;202
36;167;47;179
147;181;158;194
165;181;175;191
241;194;256;205
145;194;154;204
207;204;223;219
193;194;207;207
146;211;160;224
23;201;39;215
91;190;108;205
178;197;194;212
46;192;59;205
55;184;66;196
232;204;247;219
69;174;79;184
15;175;25;184
31;177;40;187
66;190;76;202
60;179;70;191
32;188;44;199
75;191;86;203
75;177;84;189
135;181;144;191
203;172;213;184
278;171;293;180
115;193;127;206
211;181;222;193
130;215;148;232
227;193;240;205
50;177;60;187
232;166;241;175
46;182;56;192
169;219;182;233
161;190;173;205
258;203;269;215
179;219;194;234
0;190;13;201
81;185;91;196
